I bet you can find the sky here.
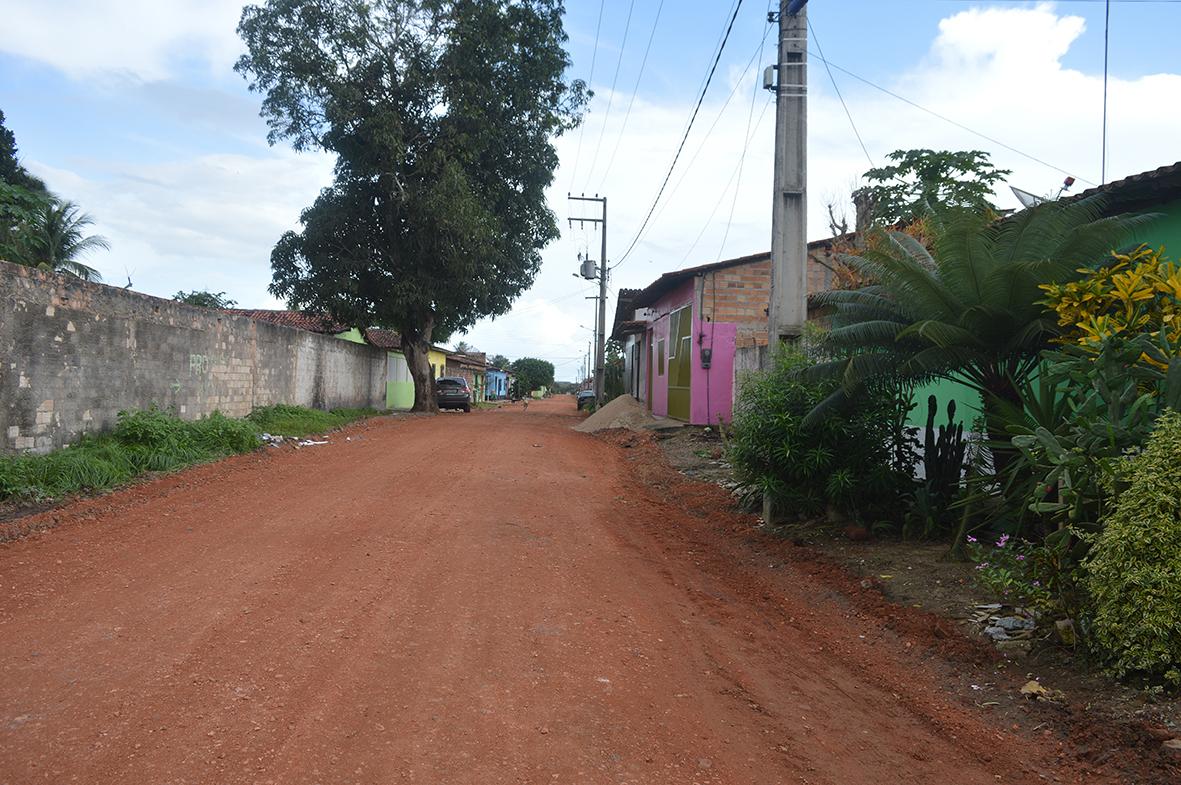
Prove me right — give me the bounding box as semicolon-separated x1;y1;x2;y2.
2;1;1180;381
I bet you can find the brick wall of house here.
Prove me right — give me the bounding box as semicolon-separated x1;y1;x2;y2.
696;251;837;349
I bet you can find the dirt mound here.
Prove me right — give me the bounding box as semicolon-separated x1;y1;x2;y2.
573;394;657;433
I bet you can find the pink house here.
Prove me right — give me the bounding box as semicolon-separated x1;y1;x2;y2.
611;245;841;425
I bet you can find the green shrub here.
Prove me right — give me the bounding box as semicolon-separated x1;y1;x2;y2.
728;344;915;522
187;411;261;454
1086;410;1181;687
114;407;186;449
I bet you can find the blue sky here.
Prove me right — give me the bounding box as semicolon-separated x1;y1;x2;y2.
2;1;1180;379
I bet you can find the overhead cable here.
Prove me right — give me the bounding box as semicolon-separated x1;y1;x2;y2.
613;0;747;270
808;18;874;169
808;50;1095;186
566;0;607;193
581;0;637;190
594;0;665;190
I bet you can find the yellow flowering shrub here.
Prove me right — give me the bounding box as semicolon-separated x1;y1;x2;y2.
1039;245;1181;364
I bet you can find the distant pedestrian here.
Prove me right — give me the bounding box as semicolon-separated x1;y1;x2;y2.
522;397;529;412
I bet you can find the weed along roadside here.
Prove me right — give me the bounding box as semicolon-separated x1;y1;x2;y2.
0;405;381;523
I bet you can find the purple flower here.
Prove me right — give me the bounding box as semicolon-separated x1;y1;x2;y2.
1016;555;1026;561
976;562;989;570
996;534;1010;548
966;535;977;543
1032;580;1041;587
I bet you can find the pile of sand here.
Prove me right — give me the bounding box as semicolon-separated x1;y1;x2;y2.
574;394;659;433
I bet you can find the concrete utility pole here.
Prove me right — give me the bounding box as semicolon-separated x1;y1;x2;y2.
763;0;808;526
766;0;808;355
568;195;608;403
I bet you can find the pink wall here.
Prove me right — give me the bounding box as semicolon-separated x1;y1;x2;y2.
642;279;739;425
645;281;693;418
691;318;736;425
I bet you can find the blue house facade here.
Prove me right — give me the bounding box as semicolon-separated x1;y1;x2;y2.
485;368;509;400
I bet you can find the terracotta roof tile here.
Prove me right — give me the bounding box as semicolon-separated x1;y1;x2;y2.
224;309;349;334
363;328;402;350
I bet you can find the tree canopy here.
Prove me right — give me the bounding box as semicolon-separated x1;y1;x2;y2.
1;109;50;264
2;111;107;280
236;0;586;411
489;353;511;369
174;290;238;309
855;149;1011;225
511;357;554;395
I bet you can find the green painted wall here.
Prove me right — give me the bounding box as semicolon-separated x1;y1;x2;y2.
908;377;981;429
905;199;1181;430
335;327;366;344
386;351;414;410
1134;197;1181;256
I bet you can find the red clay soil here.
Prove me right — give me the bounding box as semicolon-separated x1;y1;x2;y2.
0;397;1161;784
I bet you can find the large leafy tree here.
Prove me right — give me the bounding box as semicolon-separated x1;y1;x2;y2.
236;0;586;411
1;109;51;264
855;149;1011;225
806;197;1150;447
511;357;554;396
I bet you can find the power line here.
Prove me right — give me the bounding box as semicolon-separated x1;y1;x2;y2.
582;0;636;190
566;0;607;193
807;50;1097;186
647;22;775;233
1101;0;1111;184
808;17;873;169
613;0;747;270
715;9;774;263
595;0;665;190
678;97;775;266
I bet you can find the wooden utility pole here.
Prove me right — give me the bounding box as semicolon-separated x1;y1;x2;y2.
568;194;608;403
767;0;808;354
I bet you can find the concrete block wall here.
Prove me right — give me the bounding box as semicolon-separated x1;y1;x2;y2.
1;260;387;454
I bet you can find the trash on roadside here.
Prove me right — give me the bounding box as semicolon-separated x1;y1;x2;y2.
296;439;329;447
1020;680;1063;702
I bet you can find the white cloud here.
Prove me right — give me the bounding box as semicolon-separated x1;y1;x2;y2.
27;150;334;306
464;3;1181;376
0;0;244;80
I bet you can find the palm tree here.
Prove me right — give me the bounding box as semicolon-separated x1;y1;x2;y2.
20;198;108;282
804;197;1150;440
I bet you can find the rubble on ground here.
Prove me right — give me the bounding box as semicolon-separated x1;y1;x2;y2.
574;394;661;433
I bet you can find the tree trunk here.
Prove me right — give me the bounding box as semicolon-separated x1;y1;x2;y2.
401;315;438;413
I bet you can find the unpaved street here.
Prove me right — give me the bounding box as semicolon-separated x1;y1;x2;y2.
1;399;1103;784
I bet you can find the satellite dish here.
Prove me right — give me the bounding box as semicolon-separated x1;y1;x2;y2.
1010;186;1046;209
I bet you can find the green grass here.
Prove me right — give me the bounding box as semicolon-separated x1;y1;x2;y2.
0;408;261;503
245;404;380;438
0;404;381;503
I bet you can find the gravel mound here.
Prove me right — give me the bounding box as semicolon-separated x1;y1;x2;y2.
574;394;658;433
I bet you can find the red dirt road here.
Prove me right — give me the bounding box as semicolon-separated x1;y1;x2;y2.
0;398;1109;784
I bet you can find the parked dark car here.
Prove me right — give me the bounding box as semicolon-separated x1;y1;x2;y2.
576;390;596;410
435;376;472;412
